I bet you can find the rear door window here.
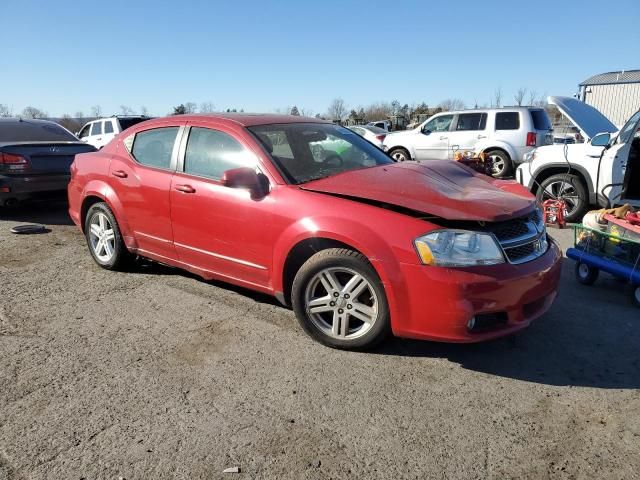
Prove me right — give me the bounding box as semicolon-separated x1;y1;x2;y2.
495;112;520;130
104;120;114;134
184;127;253;180
90;122;103;136
455;113;486;131
131;127;179;169
424;114;454;132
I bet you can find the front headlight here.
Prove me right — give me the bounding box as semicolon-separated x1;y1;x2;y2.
414;230;505;267
522;150;536;163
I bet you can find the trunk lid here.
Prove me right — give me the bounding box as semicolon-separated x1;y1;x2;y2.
548;96;617;140
0;142;96;174
301;161;535;222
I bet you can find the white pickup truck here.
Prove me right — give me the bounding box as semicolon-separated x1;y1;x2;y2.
516;96;640;223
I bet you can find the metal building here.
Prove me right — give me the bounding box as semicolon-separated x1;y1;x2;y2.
578;69;640;127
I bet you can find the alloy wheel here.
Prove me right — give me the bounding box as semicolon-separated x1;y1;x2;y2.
304;267;379;340
541;180;580;218
489;154;505;176
89;212;116;263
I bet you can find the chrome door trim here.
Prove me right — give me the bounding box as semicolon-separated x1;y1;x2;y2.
174;242;267;270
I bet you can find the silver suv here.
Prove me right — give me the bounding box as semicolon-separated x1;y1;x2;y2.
383;107;553;177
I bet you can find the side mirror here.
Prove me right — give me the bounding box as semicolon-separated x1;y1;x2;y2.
221;167;269;198
591;132;611;147
422;128;431;135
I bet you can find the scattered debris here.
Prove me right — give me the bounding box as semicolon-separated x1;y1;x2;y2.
223;466;241;473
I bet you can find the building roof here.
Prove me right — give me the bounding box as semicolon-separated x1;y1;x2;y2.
580;70;640;86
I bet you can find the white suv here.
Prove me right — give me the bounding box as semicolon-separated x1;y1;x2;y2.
382;107;553;177
77;116;150;149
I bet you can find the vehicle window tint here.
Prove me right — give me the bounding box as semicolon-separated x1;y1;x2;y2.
131;127;179;169
530;110;551;130
424;114;453;132
255;130;294;159
119;117;149;131
495;112;520;130
184;127;253;180
617;111;640;144
104;121;114;134
455;113;484;131
90;122;102;136
78;124;91;139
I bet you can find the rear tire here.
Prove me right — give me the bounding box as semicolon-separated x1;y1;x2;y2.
291;248;390;350
536;174;589;224
575;262;599;286
84;202;131;270
389;148;411;162
487;150;512;178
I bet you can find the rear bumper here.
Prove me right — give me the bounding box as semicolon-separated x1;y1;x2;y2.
391;238;562;342
0;174;70;203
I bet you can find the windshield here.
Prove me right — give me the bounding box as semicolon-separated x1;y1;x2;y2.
617;110;640;145
248;123;394;184
0;119;78;142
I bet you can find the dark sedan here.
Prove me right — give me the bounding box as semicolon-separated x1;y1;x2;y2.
0;118;96;206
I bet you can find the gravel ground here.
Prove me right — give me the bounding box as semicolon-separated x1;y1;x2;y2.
1;199;639;480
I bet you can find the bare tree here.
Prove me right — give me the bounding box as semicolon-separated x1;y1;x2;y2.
0;104;12;117
58;114;81;132
327;98;347;120
514;87;527;106
184;102;197;114
140;106;149;116
438;98;465;112
534;92;548;107
91;105;102;118
528;89;537;106
199;101;215;113
120;105;135;115
300;107;314;117
21;106;48;119
492;88;503;108
74;111;84;120
364;101;392;121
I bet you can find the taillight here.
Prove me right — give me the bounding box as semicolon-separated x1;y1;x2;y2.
375;135;386;141
526;132;536;147
0;152;29;171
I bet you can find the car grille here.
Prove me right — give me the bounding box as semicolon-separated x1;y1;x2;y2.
484;210;547;264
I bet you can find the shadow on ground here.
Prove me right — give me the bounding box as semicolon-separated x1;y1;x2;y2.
0;196;73;226
375;260;640;389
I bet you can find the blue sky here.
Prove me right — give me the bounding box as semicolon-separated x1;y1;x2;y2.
2;0;639;117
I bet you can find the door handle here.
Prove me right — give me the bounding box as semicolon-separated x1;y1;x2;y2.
439;136;448;140
477;135;487;139
174;184;196;193
112;170;128;178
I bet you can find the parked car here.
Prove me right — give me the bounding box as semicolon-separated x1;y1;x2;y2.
516;96;638;223
0;118;96;207
383;107;553;178
368;120;390;131
347;125;388;148
68;114;561;350
77;115;150;149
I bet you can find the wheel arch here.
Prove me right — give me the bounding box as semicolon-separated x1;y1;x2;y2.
530;164;593;197
79;180;132;238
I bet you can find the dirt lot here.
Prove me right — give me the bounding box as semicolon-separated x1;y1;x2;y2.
1;199;639;480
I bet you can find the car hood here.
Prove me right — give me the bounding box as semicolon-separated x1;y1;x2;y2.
548;96;617;140
301;161;535;222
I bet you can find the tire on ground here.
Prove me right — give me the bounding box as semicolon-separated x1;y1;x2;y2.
486;149;512;178
84;202;131;271
536;173;589;224
291;248;390;350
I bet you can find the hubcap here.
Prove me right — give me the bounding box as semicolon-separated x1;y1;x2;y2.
89;212;116;262
391;151;407;162
541;180;580;217
578;263;590;279
304;267;378;340
490;154;504;175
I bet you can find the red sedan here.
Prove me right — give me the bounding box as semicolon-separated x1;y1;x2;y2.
68;114;561;350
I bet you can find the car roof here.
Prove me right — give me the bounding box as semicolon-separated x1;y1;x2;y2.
146;113;329;128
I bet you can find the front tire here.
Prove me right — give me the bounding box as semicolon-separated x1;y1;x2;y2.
536;174;589;224
487;150;512;178
389;148;411;162
291;248;390;350
84;202;131;270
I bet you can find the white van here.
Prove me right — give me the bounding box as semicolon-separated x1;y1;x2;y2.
382;107;553;177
